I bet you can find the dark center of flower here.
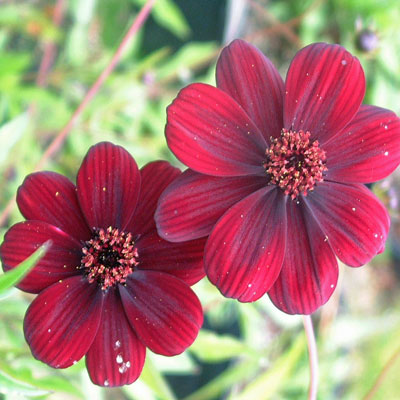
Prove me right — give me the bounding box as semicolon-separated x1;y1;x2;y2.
263;129;327;199
81;227;139;290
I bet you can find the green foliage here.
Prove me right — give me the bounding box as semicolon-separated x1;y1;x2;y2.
1;0;400;399
0;241;50;294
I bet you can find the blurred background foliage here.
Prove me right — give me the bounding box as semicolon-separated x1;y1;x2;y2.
1;0;400;399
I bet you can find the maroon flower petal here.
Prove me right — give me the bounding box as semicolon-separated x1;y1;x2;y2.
155;169;267;242
216;39;284;142
0;221;82;293
24;276;103;368
125;161;180;236
86;290;146;387
166;83;267;176
120;271;203;356
268;199;338;315
284;43;365;144
136;231;206;286
324;105;400;183
77;142;141;231
305;181;390;267
205;187;287;302
17;171;91;241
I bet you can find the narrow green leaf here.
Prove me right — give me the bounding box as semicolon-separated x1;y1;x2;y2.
0;240;51;294
232;334;306;400
0;360;84;399
0;369;49;397
189;330;256;362
130;0;191;39
0;112;29;164
183;358;259;400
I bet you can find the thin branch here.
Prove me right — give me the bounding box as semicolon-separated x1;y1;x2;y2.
0;0;156;227
363;345;400;400
36;0;66;87
303;315;319;400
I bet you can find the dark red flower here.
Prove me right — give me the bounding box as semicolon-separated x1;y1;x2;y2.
0;142;205;387
155;40;400;315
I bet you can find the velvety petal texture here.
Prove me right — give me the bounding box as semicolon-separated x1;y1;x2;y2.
126;161;180;236
17;172;91;241
166;83;267;177
86;290;146;387
305;182;390;267
205;187;287;302
120;271;203;356
268;200;338;314
137;232;206;285
77;142;141;230
1;140;206;385
159;39;400;315
324;105;400;183
216;39;284;141
156;170;267;242
24;276;103;368
0;221;82;293
284;43;365;143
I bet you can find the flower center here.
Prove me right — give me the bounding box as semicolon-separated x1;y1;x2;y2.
263;129;327;199
81;227;139;290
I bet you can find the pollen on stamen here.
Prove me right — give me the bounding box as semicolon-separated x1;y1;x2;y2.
81;226;139;290
263;129;328;199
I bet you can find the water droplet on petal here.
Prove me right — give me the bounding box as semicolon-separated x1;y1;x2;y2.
104;380;109;386
116;354;123;364
341;59;347;66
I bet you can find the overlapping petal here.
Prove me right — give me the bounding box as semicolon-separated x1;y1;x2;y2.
284;43;365;144
268;199;338;314
17;172;91;241
155;169;267;242
77;142;141;230
166;83;267;177
216;39;284;141
120;271;203;356
305;182;390;267
126;161;180;236
136;231;206;286
24;276;103;368
0;221;82;293
205;186;287;302
86;290;146;387
324;105;400;183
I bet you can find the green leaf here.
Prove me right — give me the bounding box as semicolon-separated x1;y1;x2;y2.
130;0;191;39
231;334;306;400
0;369;49;397
189;330;256;362
0;360;84;399
183;358;260;400
155;41;218;82
0;112;30;164
0;241;50;294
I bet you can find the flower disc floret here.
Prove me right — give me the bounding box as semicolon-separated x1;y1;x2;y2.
81;226;139;290
263;129;327;199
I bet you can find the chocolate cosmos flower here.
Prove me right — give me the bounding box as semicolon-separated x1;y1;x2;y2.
0;142;205;387
155;40;400;314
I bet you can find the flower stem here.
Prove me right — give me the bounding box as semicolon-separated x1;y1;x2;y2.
303;315;318;400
